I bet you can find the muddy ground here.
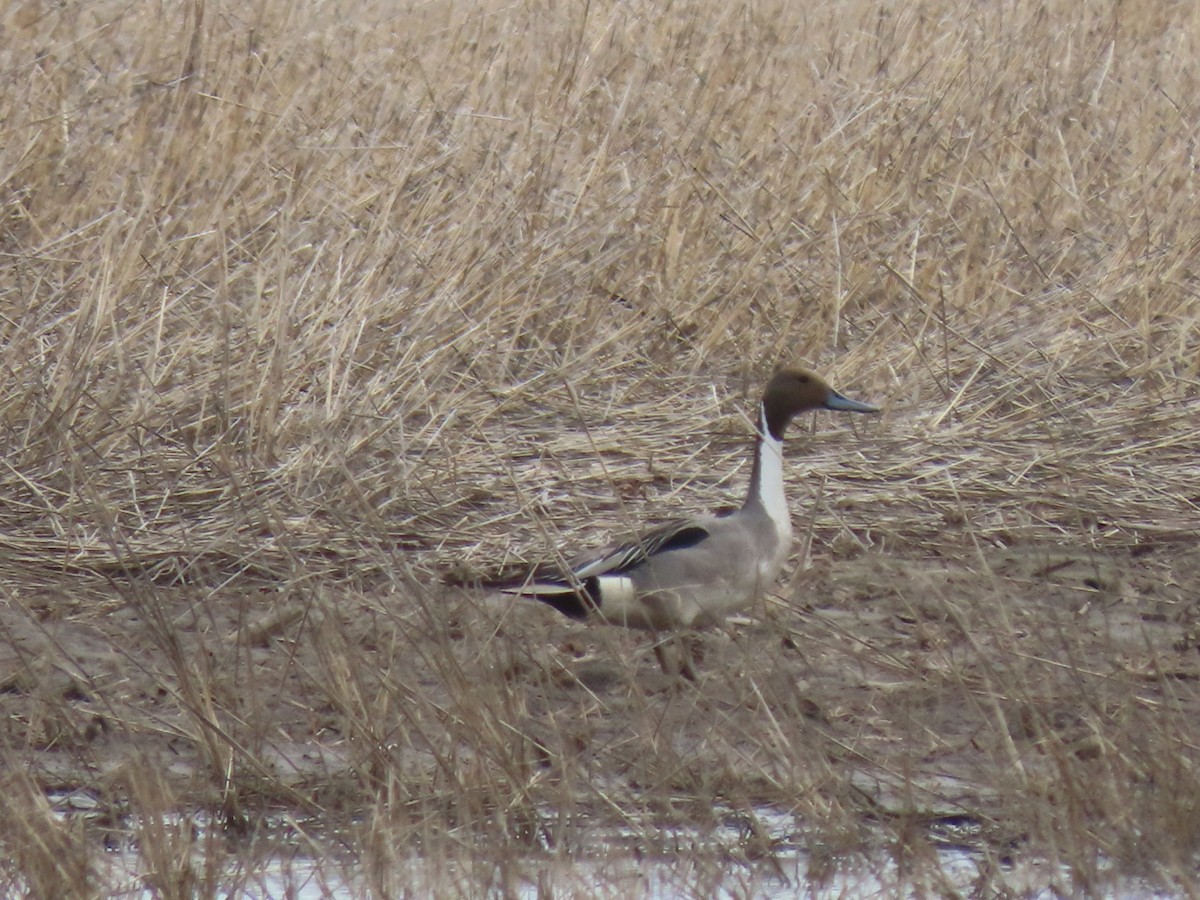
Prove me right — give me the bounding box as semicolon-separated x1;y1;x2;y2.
2;538;1199;885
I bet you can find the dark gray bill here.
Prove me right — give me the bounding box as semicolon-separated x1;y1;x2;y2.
825;390;880;413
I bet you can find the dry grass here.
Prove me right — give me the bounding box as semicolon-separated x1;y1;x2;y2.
2;0;1199;895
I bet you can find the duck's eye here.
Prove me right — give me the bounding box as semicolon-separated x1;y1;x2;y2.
795;375;810;384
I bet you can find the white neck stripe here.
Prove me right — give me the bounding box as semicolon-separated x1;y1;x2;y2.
752;406;790;533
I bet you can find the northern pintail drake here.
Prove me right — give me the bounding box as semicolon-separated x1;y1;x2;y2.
498;368;879;679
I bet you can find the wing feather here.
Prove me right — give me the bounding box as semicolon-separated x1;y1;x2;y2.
572;519;711;578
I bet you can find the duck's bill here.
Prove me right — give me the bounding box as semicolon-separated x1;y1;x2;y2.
825;391;880;413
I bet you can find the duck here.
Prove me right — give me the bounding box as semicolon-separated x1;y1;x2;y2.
496;368;879;679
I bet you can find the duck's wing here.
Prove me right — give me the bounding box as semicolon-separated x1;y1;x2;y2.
492;517;711;607
492;518;713;623
570;518;711;579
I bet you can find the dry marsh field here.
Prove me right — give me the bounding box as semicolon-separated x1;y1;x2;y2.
2;0;1200;895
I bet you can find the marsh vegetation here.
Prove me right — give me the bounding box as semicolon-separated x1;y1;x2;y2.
2;0;1199;895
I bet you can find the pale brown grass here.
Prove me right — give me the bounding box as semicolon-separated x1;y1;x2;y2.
2;0;1199;895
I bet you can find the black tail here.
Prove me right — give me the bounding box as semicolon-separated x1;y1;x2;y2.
491;576;602;622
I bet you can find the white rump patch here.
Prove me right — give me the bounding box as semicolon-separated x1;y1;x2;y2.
594;575;640;625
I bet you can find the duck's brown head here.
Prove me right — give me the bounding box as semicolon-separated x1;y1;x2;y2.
761;368;879;439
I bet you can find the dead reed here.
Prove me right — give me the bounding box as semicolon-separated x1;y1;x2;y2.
1;0;1198;894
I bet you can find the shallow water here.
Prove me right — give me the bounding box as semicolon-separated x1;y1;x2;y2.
49;792;1173;898
95;844;1169;900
